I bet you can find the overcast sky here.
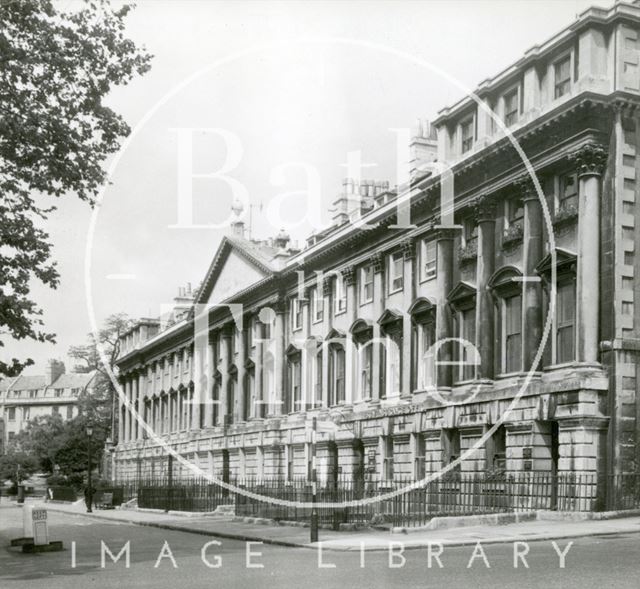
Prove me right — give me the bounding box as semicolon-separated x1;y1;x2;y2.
7;0;614;375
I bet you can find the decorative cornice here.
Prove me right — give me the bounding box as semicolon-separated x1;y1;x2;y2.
568;143;607;177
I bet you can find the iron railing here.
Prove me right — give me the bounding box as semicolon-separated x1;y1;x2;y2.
111;471;640;526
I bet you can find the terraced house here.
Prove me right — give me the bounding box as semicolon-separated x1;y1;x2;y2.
0;360;96;453
114;1;640;511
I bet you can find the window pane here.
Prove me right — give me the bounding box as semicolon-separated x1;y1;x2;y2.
556;282;575;363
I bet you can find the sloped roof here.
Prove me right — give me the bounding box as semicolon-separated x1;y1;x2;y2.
51;371;96;389
10;375;47;391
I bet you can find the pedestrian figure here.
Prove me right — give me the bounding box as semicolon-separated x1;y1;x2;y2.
84;485;94;512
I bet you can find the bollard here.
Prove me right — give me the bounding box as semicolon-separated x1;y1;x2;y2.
17;485;25;504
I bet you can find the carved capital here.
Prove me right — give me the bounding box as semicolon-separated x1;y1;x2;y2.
272;298;287;315
341;265;356;286
322;276;333;297
473;193;497;222
514;174;537;201
569;143;607;177
431;224;462;242
371;252;384;273
401;238;416;260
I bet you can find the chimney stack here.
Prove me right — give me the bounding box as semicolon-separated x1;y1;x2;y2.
45;359;65;385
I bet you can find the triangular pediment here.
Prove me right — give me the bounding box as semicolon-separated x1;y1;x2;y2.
447;281;477;306
196;238;271;307
535;248;577;278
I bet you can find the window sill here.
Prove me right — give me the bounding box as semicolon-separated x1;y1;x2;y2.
359;299;373;307
419;275;437;284
334;309;347;317
388;288;403;296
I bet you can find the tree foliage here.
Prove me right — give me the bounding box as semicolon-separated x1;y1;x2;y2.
0;0;151;376
9;412;107;480
69;312;133;439
0;450;39;487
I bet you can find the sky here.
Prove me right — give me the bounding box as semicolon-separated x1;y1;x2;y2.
5;0;615;375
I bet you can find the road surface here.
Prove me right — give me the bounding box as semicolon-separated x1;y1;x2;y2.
1;506;638;588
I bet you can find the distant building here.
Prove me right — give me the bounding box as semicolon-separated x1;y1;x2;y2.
0;360;96;452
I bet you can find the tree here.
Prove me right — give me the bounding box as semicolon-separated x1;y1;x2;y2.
0;0;151;376
10;413;66;473
0;450;39;487
69;313;133;440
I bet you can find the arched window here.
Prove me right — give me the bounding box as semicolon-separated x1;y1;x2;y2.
326;328;346;406
350;319;374;402
408;298;436;391
448;282;478;382
489;266;523;375
378;309;403;397
286;344;302;413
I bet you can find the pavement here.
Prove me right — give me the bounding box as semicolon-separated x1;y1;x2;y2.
6;496;640;551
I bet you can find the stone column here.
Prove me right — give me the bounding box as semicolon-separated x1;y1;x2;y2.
237;325;246;422
401;239;416;397
124;376;132;443
342;266;357;405
254;323;264;419
475;196;496;380
571;144;607;364
204;334;215;428
273;301;286;416
433;226;459;388
138;372;146;440
118;382;125;444
519;177;543;372
131;372;139;440
371;253;385;402
321;279;332;407
191;354;201;430
218;329;231;425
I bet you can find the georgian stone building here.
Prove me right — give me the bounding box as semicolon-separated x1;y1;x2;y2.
114;1;640;503
0;360;96;452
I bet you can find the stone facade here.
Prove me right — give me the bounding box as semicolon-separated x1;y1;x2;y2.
114;2;640;508
0;360;96;451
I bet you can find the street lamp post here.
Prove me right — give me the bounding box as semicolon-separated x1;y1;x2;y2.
310;416;318;543
86;424;94;513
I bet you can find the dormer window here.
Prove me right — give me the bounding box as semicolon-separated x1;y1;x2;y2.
461;116;474;153
554;55;571;99
504;87;519;127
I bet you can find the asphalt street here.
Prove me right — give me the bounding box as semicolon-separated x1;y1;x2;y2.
1;506;639;589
